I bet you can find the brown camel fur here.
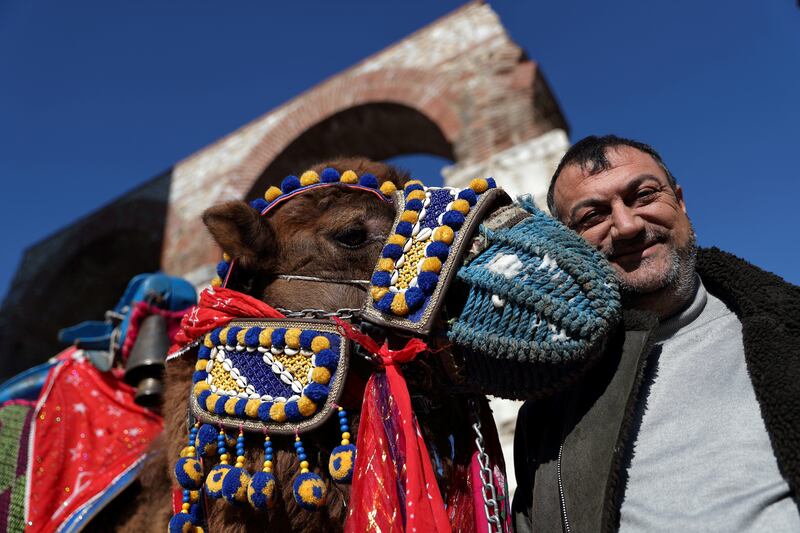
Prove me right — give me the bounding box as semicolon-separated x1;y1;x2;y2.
88;158;476;532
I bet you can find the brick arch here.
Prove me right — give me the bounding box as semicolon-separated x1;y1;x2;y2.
227;68;463;200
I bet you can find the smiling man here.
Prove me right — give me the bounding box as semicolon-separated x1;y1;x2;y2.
512;135;800;532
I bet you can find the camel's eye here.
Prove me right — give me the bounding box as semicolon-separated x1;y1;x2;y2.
334;227;369;249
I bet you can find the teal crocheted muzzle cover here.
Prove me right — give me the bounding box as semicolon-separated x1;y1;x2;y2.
448;200;622;400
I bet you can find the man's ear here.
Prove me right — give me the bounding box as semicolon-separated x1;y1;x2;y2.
202;201;276;270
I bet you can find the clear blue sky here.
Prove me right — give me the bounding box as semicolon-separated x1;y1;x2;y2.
1;0;798;303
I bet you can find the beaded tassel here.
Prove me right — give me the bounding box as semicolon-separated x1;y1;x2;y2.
329;407;356;483
292;435;326;510
247;433;277;510
205;427;232;499
169;423;203;532
221;428;251;505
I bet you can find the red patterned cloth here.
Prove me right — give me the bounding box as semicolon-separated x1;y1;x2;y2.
120;302;190;362
168;287;284;357
25;348;163;533
336;319;451;533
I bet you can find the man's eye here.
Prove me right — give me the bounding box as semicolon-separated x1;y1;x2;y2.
637;188;657;199
579;211;603;227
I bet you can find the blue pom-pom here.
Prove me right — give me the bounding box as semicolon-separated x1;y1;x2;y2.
248;471;277;510
457;188;478;205
244;327;260;347
404;183;424;193
214;395;228;414
404;287;425;311
441;210;465;229
235;398;248;417
175;457;204;489
314;348;338;370
304;382;329;403
216;260;230;278
382;244;403;259
320;167;340;183
197;345;211;359
329;444;356;483
359;173;378;188
257;401;274;422
293;472;327;511
405;199;423;211
192;371;207;384
375;292;394;313
250;198;268;212
487;177;496;188
281;175;301;193
426;241;450;260
222;467;251;505
395;221;414;237
226;326;242;346
196;424;217;457
197;390;211;409
168;512;194;533
285;401;302;421
371;271;391;287
417;271;439;294
300;330;317;350
271;328;287;348
206;464;232;498
209;328;222;346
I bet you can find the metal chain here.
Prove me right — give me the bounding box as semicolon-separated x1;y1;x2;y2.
470;399;504;533
274;307;362;320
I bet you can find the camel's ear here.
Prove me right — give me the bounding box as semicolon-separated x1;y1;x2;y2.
202;201;276;270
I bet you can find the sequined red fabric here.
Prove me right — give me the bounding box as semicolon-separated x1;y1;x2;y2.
25;348;163;532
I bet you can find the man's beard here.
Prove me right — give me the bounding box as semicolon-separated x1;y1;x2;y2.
603;225;698;307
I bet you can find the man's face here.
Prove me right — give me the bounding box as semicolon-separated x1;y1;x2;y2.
553;146;694;297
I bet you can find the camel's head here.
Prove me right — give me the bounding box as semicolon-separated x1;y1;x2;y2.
202;158;407;311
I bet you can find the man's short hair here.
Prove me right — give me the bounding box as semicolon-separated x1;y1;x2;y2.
547;135;678;219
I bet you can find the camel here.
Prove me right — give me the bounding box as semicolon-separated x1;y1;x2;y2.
88;157;497;532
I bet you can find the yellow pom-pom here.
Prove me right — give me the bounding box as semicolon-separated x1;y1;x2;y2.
387;234;407;246
180;446;194;458
270;402;287;422
285;328;301;349
264;186;282;202
391;293;409;316
371;286;389;302
311;367;331;384
222;252;231;262
311;336;330;353
406;189;426;202
297;396;317;416
380;181;397;195
245;399;260;418
340;170;358;184
421;257;443;273
377;258;395;272
224;397;239;415
300;171;320;186
236;329;247;346
204;334;214;348
452;199;470;214
433;226;454;245
405;179;423;189
211;277;222;288
258;328;273;348
400;210;418;223
470;178;489;193
195;360;208;371
189;490;200;503
193;381;210;395
205;393;220;411
219;327;231;346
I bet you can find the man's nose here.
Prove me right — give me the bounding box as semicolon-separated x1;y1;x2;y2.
609;203;645;240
